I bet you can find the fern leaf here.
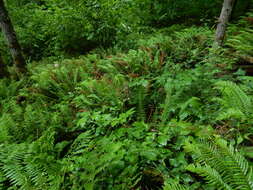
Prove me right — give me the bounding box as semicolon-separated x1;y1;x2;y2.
163;182;190;190
215;81;252;117
187;164;232;190
185;138;253;190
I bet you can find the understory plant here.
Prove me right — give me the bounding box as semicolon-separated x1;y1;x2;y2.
0;17;253;189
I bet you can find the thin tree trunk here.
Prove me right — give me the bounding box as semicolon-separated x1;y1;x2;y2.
0;52;8;78
215;0;236;46
0;0;26;73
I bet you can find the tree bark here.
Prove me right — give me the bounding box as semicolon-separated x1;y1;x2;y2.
0;0;26;73
215;0;236;46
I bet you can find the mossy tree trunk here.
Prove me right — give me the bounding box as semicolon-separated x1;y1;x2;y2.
0;0;26;73
215;0;236;46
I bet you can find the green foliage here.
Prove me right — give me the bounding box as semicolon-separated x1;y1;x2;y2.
1;7;253;189
0;129;62;190
228;28;253;57
163;182;189;190
157;63;222;124
128;0;229;27
167;27;213;65
2;0;251;62
30;60;87;100
4;0;133;60
227;11;253;59
0;79;25;100
215;81;253;120
185;138;253;190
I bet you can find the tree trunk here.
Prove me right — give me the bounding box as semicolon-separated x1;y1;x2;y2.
0;0;26;73
0;52;8;78
215;0;236;46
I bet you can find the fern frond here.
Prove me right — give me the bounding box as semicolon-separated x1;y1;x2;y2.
0;141;62;190
227;28;253;57
1;148;32;189
215;81;252;118
163;182;189;190
187;164;232;190
185;138;253;190
216;108;246;121
216;139;253;190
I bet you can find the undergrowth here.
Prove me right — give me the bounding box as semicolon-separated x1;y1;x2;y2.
1;17;253;189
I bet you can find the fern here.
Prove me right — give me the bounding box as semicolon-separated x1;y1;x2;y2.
31;60;86;100
0;78;26;100
185;138;253;190
163;182;189;190
227;12;253;58
0;144;33;189
187;164;232;190
0;131;62;190
215;81;252;120
227;28;253;57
